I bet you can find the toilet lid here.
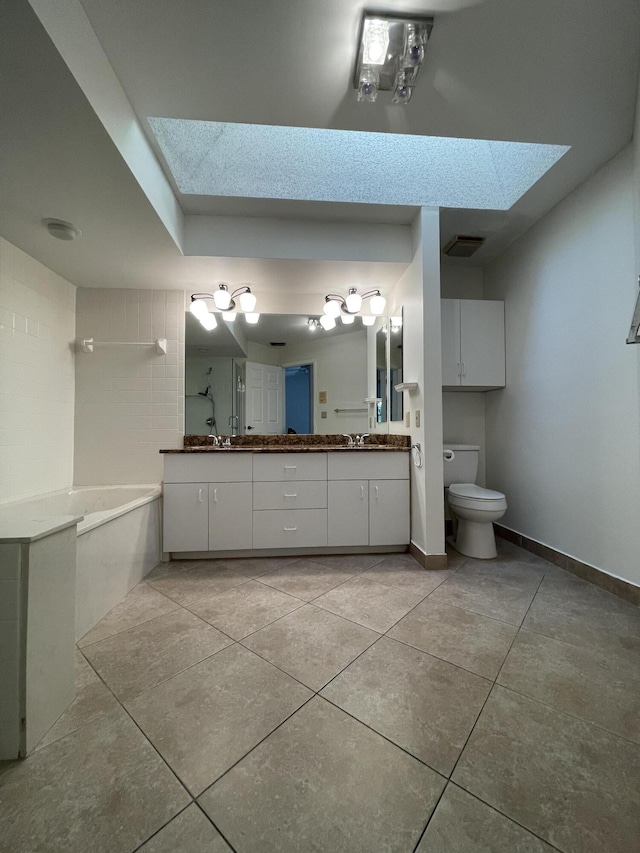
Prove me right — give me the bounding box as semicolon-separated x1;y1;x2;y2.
448;483;505;502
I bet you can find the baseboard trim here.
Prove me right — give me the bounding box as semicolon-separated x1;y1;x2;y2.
494;524;640;606
409;541;448;570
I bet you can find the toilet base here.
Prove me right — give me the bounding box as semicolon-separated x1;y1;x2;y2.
448;519;498;560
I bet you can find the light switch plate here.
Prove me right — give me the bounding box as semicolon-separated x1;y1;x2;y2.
319;391;327;404
405;412;410;427
321;410;327;419
415;410;421;427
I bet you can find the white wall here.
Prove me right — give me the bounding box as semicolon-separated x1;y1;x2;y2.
484;144;640;586
0;237;76;503
74;288;184;484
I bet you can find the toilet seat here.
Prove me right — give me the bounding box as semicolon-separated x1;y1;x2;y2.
448;483;507;512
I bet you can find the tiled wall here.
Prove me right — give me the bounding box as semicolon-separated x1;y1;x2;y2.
74;289;184;484
0;237;76;504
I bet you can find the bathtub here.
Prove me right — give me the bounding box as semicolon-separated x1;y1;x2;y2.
0;484;162;757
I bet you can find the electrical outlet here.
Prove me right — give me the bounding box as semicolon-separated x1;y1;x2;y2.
321;410;327;419
415;410;421;427
405;411;410;427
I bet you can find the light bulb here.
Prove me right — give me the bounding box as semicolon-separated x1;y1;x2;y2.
319;315;336;331
213;285;232;311
357;68;379;103
345;289;362;313
238;290;256;312
190;298;209;320
362;19;389;65
341;313;355;325
369;294;386;315
323;298;342;318
200;312;217;331
222;311;236;322
362;316;376;326
245;312;260;325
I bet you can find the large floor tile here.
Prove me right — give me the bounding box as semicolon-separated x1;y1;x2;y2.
497;628;640;742
36;651;119;750
188;580;303;640
242;605;379;690
453;685;640;853
388;598;517;680
222;556;299;578
147;562;249;606
77;582;179;648
0;707;189;853
82;609;231;701
359;557;454;597
138;804;232;852
322;637;491;775
417;783;554;852
199;696;445;853
457;557;545;590
313;575;423;632
258;558;355;601
306;553;385;573
125;644;312;796
428;568;538;626
523;573;640;648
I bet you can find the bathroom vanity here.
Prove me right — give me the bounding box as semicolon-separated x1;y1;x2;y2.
160;437;410;557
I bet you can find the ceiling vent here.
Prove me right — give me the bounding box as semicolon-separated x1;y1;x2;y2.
442;235;485;258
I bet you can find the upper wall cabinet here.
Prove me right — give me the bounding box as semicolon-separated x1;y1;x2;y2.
441;299;505;391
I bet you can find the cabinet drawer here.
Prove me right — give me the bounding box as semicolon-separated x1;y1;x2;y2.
327;452;409;481
252;509;327;548
253;481;327;510
164;453;252;483
253;453;327;482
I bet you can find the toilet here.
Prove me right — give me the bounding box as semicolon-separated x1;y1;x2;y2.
443;444;507;559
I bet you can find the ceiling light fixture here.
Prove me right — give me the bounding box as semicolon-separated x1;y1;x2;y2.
190;286;258;331
323;289;386;320
354;13;433;105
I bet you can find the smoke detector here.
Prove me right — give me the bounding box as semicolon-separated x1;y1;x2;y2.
43;218;81;241
442;235;485;258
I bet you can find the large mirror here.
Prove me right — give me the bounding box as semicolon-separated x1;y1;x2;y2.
185;312;385;436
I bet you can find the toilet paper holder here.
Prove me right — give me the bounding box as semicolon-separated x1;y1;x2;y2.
443;449;455;462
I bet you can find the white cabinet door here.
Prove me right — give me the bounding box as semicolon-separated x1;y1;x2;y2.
163;483;208;552
328;480;369;546
441;299;462;387
369;480;410;546
208;482;253;550
460;300;505;387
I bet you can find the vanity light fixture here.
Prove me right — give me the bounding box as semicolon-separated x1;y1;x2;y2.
245;312;260;325
322;289;386;319
354;13;433;105
341;313;355;325
190;286;258;331
362;316;376;327
319;315;336;331
307;318;321;331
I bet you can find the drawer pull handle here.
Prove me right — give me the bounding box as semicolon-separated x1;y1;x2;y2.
198;488;203;503
284;493;297;498
284;526;298;532
213;488;218;503
360;485;364;500
375;485;379;499
284;465;297;470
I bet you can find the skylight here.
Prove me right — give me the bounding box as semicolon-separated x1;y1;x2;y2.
148;118;569;211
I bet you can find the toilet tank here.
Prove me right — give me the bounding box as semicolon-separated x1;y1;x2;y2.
443;444;479;486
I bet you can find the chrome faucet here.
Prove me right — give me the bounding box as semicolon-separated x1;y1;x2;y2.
342;434;356;446
223;437;232;447
357;434;370;447
208;434;221;446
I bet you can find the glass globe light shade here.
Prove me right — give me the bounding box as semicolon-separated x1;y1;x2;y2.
200;311;217;331
222;311;236;322
319;315;336;331
323;298;342;318
245;312;260;325
369;294;386;315
238;291;256;312
213;285;232;311
362;315;376;326
345;290;362;313
341;313;355;325
190;298;209;319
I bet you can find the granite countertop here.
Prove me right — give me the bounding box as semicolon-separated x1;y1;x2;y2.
160;433;411;454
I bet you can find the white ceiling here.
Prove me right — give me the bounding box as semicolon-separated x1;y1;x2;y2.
1;0;639;294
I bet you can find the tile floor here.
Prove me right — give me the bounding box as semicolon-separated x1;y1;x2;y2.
1;541;639;852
